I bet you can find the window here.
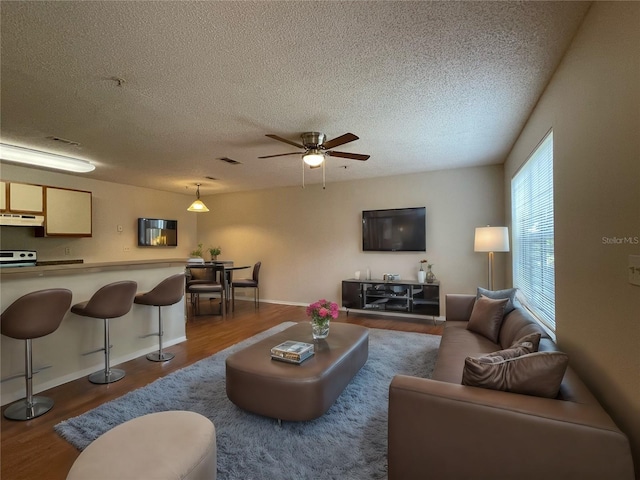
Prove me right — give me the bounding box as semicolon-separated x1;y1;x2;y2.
511;131;555;331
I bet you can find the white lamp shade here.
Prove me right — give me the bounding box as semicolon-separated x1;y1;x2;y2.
474;226;510;252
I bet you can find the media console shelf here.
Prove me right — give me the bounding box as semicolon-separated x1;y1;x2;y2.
342;279;440;318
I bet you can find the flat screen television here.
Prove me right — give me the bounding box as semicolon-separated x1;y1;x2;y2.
362;207;426;252
137;218;178;247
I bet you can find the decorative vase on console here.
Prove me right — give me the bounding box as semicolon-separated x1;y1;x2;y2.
418;259;428;283
426;264;436;283
418;268;426;283
306;299;339;339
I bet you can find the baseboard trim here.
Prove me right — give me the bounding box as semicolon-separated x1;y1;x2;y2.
233;297;445;322
0;336;187;406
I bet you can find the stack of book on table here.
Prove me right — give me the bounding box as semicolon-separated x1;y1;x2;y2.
271;340;315;364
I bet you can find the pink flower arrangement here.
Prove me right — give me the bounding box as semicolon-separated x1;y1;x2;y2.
306;299;339;322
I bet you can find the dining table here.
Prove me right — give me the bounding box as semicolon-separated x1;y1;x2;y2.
185;261;251;305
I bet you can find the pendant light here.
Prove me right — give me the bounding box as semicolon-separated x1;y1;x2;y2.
187;184;209;212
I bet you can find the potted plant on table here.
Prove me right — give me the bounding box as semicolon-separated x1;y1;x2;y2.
208;246;221;261
190;243;204;259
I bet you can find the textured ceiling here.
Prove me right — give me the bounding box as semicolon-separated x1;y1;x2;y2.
0;1;590;195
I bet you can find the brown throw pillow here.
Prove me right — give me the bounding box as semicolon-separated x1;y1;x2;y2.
469;333;540;364
509;332;542;353
478;345;530;362
466;295;509;343
462;351;569;398
477;287;518;314
466;332;541;366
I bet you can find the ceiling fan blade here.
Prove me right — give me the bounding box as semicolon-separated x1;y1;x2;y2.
265;134;305;149
326;151;370;161
321;133;359;150
258;152;301;159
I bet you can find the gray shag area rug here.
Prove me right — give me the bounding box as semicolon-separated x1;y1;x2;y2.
55;321;440;479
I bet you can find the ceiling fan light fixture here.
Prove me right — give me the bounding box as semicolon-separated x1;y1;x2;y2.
303;149;324;167
187;183;209;212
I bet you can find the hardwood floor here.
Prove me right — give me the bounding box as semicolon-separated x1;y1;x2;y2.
1;301;442;480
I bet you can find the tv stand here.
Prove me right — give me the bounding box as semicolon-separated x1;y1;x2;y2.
341;279;440;318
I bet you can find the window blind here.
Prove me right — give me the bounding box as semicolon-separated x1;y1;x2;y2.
511;131;555;331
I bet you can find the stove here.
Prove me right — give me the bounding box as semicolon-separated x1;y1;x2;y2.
0;250;37;268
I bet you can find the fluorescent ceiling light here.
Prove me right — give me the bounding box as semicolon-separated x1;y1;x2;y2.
0;143;95;173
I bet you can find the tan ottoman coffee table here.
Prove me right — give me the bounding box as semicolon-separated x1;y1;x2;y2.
226;322;369;421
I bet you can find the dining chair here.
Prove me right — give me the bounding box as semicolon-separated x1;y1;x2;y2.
187;265;226;317
231;261;261;311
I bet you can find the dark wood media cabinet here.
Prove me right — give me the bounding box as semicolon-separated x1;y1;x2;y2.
342;279;440;317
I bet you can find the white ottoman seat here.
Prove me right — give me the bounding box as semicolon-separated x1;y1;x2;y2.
66;411;216;480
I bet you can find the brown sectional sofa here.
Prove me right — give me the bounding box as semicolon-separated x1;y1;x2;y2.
388;293;635;480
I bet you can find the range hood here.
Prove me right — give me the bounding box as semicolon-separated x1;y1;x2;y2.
0;213;45;227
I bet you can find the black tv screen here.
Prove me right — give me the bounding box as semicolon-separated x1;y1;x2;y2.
362;207;426;252
137;218;177;247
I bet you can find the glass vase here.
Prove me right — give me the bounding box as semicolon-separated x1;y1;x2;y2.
426;265;436;283
311;316;330;339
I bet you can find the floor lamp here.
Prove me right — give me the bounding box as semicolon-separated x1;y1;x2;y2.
474;226;510;291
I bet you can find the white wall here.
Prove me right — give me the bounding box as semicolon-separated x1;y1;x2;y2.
196;164;505;312
0;164;197;262
504;2;640;472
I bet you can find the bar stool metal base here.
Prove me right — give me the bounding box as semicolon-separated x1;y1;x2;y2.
146;351;175;362
3;396;54;421
89;368;125;384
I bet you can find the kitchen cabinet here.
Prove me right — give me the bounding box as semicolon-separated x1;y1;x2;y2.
0;181;6;211
40;186;92;236
7;182;44;213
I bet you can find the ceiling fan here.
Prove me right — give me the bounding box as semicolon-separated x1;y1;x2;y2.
258;132;370;167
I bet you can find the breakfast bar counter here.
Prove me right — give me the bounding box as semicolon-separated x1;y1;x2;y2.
0;257;188;279
0;258;187;406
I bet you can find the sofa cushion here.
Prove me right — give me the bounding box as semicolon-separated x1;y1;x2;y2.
431;321;499;384
466;295;509;343
462;351;569;398
498;306;547;349
477;287;517;314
